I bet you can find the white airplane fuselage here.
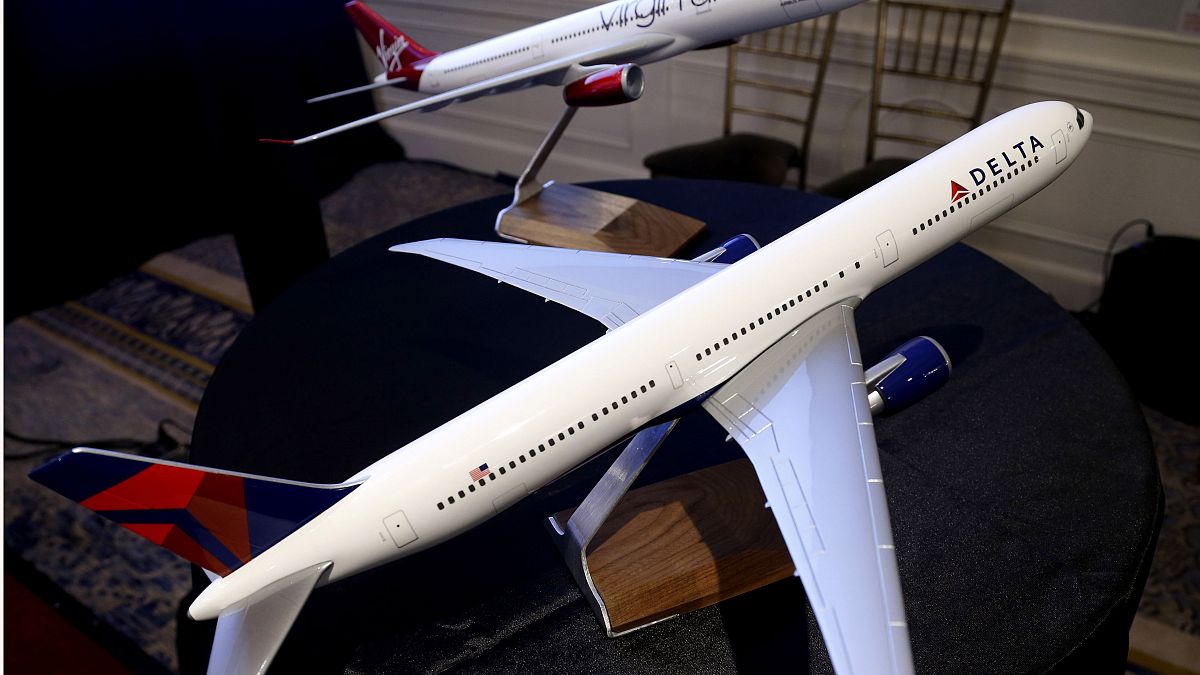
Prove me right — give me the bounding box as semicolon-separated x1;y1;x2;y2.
191;101;1092;620
393;0;857;93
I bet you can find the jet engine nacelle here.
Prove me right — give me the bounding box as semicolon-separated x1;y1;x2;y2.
694;234;762;264
563;64;645;107
865;336;951;415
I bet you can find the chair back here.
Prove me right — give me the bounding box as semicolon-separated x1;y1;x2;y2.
723;14;838;188
866;0;1013;162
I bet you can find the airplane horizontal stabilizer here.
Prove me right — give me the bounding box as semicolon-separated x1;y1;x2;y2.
307;77;407;104
30;449;361;576
207;561;331;675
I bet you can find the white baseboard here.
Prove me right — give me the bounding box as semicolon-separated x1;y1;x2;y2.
965;221;1107;311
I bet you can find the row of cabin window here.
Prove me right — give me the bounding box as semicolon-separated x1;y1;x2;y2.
547;0;724;47
695;260;864;362
551;24;607;44
446;45;531;73
436;379;657;511
911;157;1037;237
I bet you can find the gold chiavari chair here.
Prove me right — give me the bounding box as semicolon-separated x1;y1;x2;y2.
818;0;1012;199
643;14;838;189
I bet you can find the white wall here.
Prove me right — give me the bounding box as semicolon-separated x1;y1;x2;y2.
1015;0;1190;32
364;0;1200;309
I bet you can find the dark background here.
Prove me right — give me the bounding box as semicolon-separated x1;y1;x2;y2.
5;0;404;318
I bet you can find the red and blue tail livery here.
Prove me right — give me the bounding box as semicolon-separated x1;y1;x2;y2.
30;449;360;576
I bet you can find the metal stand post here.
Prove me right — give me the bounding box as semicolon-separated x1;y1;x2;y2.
495;105;579;242
546;418;679;636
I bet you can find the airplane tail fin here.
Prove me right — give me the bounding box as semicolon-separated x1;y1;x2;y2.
30;448;360;577
344;0;437;78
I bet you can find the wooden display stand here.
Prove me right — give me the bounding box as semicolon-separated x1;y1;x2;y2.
498;182;705;256
546;420;794;636
496;107;705;257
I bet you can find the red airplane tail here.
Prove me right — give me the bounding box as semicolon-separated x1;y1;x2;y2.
30;448;360;577
345;0;437;79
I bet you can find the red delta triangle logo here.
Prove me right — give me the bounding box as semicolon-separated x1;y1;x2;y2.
950;180;969;203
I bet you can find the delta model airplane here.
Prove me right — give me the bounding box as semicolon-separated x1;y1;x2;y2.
262;0;867;145
34;101;1092;674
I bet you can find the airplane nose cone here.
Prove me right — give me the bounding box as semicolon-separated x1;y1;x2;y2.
825;0;864;12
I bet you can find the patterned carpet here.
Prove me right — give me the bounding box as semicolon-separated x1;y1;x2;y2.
5;159;1197;673
1133;408;1200;674
1140;407;1200;633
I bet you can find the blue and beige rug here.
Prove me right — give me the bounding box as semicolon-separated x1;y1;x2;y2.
5;242;252;672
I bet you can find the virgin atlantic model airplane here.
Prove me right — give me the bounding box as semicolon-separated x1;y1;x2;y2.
261;0;867;145
35;101;1092;674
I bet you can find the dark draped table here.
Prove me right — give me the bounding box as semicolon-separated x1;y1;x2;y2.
184;179;1161;674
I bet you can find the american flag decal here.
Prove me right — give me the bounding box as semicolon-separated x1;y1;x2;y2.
469;463;489;481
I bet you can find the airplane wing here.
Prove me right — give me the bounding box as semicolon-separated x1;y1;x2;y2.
206;562;331;675
264;33;675;145
702;300;915;675
390;238;722;330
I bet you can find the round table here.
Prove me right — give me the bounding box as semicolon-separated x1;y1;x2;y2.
186;180;1161;674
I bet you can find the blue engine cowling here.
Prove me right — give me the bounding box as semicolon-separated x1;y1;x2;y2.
868;336;952;415
700;234;761;264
